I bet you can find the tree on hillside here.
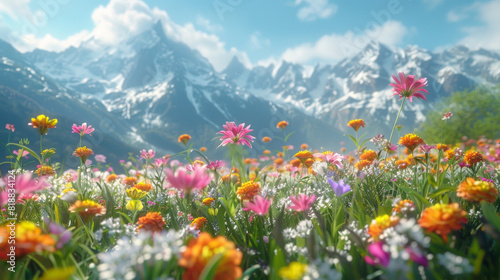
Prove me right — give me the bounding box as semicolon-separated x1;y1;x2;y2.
418;85;500;144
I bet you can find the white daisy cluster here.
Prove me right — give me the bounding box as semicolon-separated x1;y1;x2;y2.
437;252;473;276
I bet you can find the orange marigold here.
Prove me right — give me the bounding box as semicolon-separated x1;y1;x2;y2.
435;144;449;151
457;178;498;203
355;160;372;170
133;181;153;192
178;134;192;145
262;136;272;143
347;119;365;132
395;159;411;170
221;173;240;186
367;215;400;241
137;212;166;233
360;149;377;162
301;143;308;150
276;121;289;130
418;203;467;242
68;200;106;220
179;233;242;280
294;150;313;161
263;149;271;154
191;217;208;230
398;134;424;153
0;221;56;261
290;158;302;168
202;197;214;206
274;158;284;166
444;148;462;161
106;174;118;183
236;181;261;200
200;147;207;152
29;114;58;135
35;165;54;177
304;158;315;168
392;199;414;213
73;146;93;163
123;177;137;186
463;150;484;166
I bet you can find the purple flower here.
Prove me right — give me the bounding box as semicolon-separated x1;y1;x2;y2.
327;179;351;197
147;200;156;206
218;122;255;148
406;247;428;267
419;144;435;154
49;223;72;249
365;241;391;267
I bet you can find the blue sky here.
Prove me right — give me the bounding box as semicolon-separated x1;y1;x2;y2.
0;0;499;71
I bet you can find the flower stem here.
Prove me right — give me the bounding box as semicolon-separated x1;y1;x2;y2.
388;98;406;144
40;134;43;154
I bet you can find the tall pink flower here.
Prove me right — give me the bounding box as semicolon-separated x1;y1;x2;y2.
365;241;391;267
140;149;155;159
5;124;15;132
218;122;255;148
165;165;213;193
72;123;95;136
13;149;30;159
288;194;316;212
313;151;343;168
0;173;49;205
390;73;428;102
243;195;272;217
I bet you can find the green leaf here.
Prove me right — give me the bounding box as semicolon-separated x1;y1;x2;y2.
239;264;261;280
346;134;359;148
481;202;500;232
198;253;224;280
7;143;42;164
429;186;457;199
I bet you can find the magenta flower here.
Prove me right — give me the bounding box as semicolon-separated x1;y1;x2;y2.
243;195;272;216
313;151;343;168
365;241;391;267
0;173;49;205
206;160;225;170
49;223;72;249
390;72;428;102
165;165;213;193
288;194;316;212
154;158;169;168
218;121;255;148
13;149;30;159
5;124;15;132
140;149;155;159
71;123;95;136
94;154;107;163
406;247;428;267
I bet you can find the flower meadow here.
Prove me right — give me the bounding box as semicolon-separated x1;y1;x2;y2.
1;73;500;280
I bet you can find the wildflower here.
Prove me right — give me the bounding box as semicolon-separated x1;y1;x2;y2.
390;72;428;102
435;144;449;151
29;115;58;135
368;215;400;241
392;199;414;213
243;195;272;217
13;149;30;159
360;149;377;162
191;217;207;230
395;159;411;170
294;150;313;161
444;148;462;161
218;121;255;148
39;267;75;280
5;124;14;132
106;174;118;183
165;165;213;194
0;172;48;205
136;212;166;233
73;146;93;163
313;151;343;168
301;143;308;150
274;158;284;166
126;188;147;200
222;173;240;186
288;194;316;212
347;119;365;132
277;120;289;129
365;241;391;267
123;177;137;186
140;149;155;159
71;123;94;136
202;197;214;206
398;134;425;153
69;200;106;220
442;112;453;120
133;181;153;192
0;221;55;261
48;223;72;250
279;262;308;280
236;181;261;201
418;203;467;242
178;134;191;145
179;232;242;280
355;160;372;170
94;154;106;163
463;150;484;166
457;178;498;203
262;136;271;143
206;160;224;170
200;147;207;152
328;179;351;197
35;165;55;177
126;199;144;211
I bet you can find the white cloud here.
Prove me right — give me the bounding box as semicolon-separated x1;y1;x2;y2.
458;0;500;50
278;20;408;64
294;0;337;21
446;11;466;22
249;32;270;49
0;0;32;21
195;16;223;33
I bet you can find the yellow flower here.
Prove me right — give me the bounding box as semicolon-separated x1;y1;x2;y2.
355;160;372;170
41;148;56;156
126;200;144;211
347;119;365;132
68;200;106;220
35;165;55;177
367;215;400;241
0;221;56;261
126;188;147;200
398;134;425;153
360;149;377;162
133;181;153;192
236;181;261;201
29;114;57;135
202;197;214;206
279;262;308;280
191;217;208;230
39;267;75;280
392;199;414;213
293;150;313;160
457;178;498;203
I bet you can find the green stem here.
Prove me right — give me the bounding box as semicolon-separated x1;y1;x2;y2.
384;98;406;162
40;134;43;154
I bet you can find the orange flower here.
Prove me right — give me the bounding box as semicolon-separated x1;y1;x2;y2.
457;178;498;203
236;181;261;200
0;221;55;261
301;143;308;150
221;173;240;186
137;212;166;233
347;119;365;132
106;174;118;183
35;165;54;177
340;147;346;152
294;150;313;161
262;136;272;143
68;200;106;220
418;203;467;242
360;149;377;162
29;114;58;135
355;160;372;170
274;158;284;166
178;134;192;145
392;199;414;213
304;158;315;168
290;158;302;168
263;149;271;154
395;159;411;170
200;147;207;152
133;181;153;192
179;233;242;280
191;217;207;230
463;150;484;166
73;146;93;163
277;121;289;129
202;197;214;206
398;134;424;153
435;144;449;151
244;158;252;165
367;215;400;241
444;148;462;161
123;177;137;186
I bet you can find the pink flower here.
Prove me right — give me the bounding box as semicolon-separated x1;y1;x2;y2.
442;111;453;120
94;154;107;163
365;241;391;267
140;149;155;159
13;149;29;159
165;165;213;193
5;124;15;132
218;122;255;148
0;173;49;205
243;195;272;216
154;158;169;168
288;194;316;212
390;72;428;102
313;151;343;168
206;160;224;170
71;123;95;136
